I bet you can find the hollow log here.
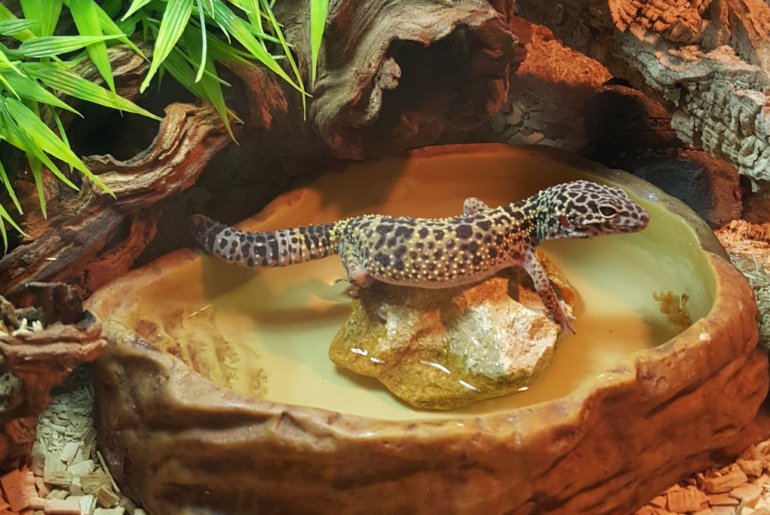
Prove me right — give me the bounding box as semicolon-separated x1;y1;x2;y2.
516;0;770;187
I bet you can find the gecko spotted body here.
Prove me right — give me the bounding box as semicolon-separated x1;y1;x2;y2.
191;180;650;336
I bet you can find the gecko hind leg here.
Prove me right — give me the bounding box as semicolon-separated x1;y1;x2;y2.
463;197;491;216
342;256;387;322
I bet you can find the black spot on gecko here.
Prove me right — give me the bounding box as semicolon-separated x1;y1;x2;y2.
489;247;498;259
456;225;473;239
468;241;479;254
268;239;279;260
418;228;429;238
376;224;394;235
475;220;491;231
375;254;391;267
433;229;445;240
472;255;482;266
395;226;414;239
218;238;228;250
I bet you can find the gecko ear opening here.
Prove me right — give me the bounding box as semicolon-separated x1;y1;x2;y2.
558;215;571;228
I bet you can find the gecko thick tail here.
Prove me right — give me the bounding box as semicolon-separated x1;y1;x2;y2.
190;214;338;267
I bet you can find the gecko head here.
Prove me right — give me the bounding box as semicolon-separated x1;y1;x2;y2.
540;181;649;240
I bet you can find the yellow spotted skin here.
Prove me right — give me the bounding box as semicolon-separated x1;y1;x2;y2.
191;180;650;336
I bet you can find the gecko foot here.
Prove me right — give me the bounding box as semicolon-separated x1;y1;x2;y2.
556;299;577;337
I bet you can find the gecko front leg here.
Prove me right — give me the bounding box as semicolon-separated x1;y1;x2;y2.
522;247;576;337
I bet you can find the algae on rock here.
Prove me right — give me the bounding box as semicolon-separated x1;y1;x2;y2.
329;251;577;410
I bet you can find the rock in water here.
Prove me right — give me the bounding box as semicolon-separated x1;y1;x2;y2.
329;252;576;410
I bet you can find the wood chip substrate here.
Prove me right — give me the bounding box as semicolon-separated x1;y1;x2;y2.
0;367;145;515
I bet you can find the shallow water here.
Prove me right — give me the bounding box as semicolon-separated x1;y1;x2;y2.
114;147;714;420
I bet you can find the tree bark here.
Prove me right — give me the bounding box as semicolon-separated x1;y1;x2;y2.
516;0;770;187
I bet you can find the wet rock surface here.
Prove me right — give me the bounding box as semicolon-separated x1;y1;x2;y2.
330;254;576;410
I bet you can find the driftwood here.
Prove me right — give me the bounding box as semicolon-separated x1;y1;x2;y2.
0;100;231;298
516;0;770;187
0;283;106;471
0;0;517;298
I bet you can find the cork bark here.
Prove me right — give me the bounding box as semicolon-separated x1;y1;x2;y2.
516;0;770;187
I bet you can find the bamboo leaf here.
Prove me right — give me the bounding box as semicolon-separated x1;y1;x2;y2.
239;0;266;49
140;0;194;93
204;1;299;91
69;0;117;97
260;0;305;110
0;202;27;253
309;0;329;84
20;0;63;37
94;3;145;57
0;74;19;101
27;152;47;218
1;70;81;115
0;19;39;37
0;53;21;77
18;34;123;58
24;63;161;120
194;0;207;82
160;47;208;100
49;106;69;147
0;160;22;215
5;96;88;176
183;29;234;139
3;98;114;196
0;4;36;41
122;0;153;21
101;0;123;18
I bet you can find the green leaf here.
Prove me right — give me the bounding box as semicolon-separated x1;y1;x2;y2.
0;202;27;253
69;0;117;100
309;0;329;84
239;0;266;50
20;0;63;37
204;0;299;92
260;0;305;111
122;0;153;21
0;160;22;215
49;105;69;147
0;4;36;41
27;152;47;218
4;98;82;183
0;19;39;37
0;70;80;114
193;0;207;82
94;3;145;57
0;49;22;77
18;34;123;58
182;29;234;139
140;0;193;93
160;46;207;101
24;63;161;120
4;97;114;197
101;0;123;18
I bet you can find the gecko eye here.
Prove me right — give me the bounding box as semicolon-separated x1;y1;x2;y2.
598;204;620;218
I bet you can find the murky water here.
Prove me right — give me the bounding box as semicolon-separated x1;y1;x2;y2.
103;147;715;420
